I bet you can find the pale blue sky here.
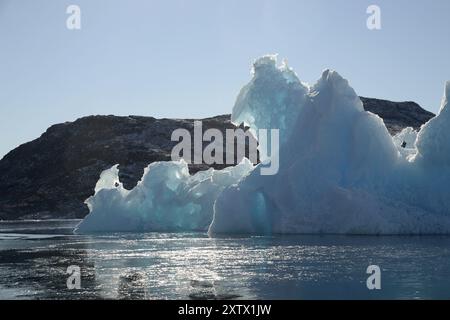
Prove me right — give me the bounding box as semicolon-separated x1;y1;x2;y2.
1;0;449;158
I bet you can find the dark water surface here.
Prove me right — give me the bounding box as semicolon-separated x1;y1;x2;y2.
1;220;450;299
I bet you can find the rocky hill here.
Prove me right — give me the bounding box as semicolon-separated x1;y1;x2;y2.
360;97;435;134
0;98;435;220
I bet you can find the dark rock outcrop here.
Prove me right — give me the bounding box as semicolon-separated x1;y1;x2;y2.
360;97;435;134
0;98;435;220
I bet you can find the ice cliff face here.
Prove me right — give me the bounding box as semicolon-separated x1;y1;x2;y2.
78;55;450;235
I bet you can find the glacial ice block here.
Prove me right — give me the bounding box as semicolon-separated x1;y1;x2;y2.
78;55;450;235
209;56;450;235
75;159;254;233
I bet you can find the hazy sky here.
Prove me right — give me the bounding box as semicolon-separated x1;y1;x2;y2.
1;0;450;158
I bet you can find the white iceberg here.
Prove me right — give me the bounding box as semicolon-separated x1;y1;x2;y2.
209;56;450;235
75;159;253;233
78;55;450;235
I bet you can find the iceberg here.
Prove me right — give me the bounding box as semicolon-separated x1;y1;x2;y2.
75;159;253;233
209;56;450;235
78;55;450;235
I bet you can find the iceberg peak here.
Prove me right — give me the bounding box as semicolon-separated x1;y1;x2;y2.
252;54;278;76
441;80;450;113
94;164;122;193
232;54;307;143
251;54;300;84
414;81;450;166
309;69;364;113
315;69;354;94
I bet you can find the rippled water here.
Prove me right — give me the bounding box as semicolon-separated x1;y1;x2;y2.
1;220;450;299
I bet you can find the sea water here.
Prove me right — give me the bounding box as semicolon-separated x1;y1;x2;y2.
1;220;450;300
